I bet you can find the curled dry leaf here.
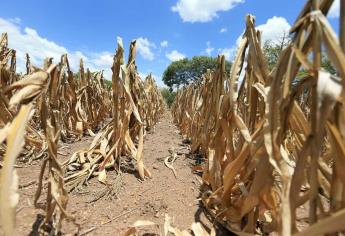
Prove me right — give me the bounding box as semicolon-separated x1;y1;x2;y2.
123;215;216;236
0;104;33;236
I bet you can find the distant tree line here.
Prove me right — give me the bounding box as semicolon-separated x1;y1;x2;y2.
162;56;232;90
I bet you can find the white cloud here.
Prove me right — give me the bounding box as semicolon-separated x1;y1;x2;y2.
220;28;227;33
218;47;235;60
0;17;114;79
172;0;244;23
160;40;168;48
8;17;21;24
136;37;155;61
90;52;113;67
256;16;291;45
166;50;186;61
220;16;290;62
205;41;214;56
329;0;340;18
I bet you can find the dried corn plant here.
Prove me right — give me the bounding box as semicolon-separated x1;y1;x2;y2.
143;74;165;131
172;0;345;235
0;105;33;235
1;32;163;234
41;54;112;143
1;31;114;162
34;92;79;233
123;215;215;236
64;38;165;189
0;33;46;160
1;55;78;234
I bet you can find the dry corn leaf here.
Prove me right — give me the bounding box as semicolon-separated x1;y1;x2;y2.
0;104;32;236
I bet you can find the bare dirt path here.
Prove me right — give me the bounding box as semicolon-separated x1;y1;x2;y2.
13;112;227;235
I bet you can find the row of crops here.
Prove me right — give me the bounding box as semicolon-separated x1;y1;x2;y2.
172;0;345;235
0;35;165;234
1;0;345;235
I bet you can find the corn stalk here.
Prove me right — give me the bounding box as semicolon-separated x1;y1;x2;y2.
172;0;345;234
64;38;165;189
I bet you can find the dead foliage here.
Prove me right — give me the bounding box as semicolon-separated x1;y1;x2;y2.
0;105;33;235
0;31;164;234
0;33;46;160
172;0;345;235
122;214;216;236
64;38;165;190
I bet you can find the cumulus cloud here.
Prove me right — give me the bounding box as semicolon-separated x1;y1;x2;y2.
8;17;21;24
172;0;244;23
219;16;290;61
160;40;168;48
205;41;214;56
0;17;114;79
90;52;113;67
218;47;235;60
213;16;291;63
256;16;291;45
166;50;186;61
220;28;227;33
136;37;156;61
329;0;340;18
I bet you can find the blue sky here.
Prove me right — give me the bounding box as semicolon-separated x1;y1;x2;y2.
0;0;341;87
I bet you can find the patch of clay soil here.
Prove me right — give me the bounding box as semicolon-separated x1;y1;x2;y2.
10;112;230;235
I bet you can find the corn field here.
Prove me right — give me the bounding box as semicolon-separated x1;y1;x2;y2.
0;33;165;234
172;0;345;235
1;0;345;235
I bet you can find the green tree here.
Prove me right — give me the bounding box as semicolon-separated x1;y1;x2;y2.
263;36;336;75
103;79;112;89
263;35;290;71
160;88;176;107
162;56;231;89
